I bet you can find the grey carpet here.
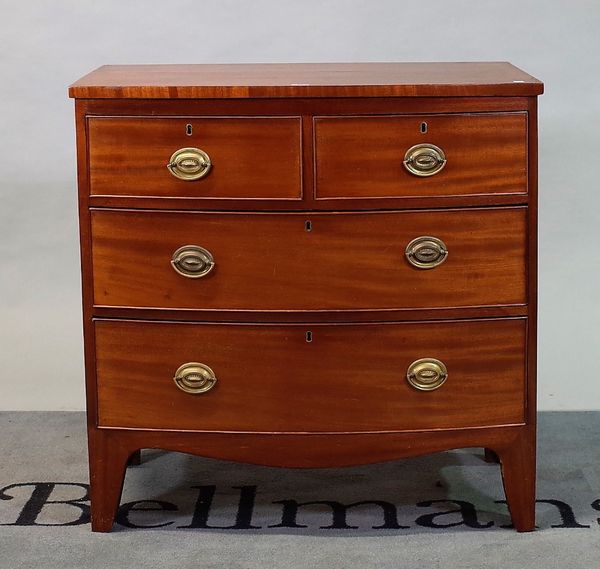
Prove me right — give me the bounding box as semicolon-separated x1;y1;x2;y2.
1;411;599;568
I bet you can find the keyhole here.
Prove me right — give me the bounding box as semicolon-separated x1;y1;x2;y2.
305;220;312;232
306;331;313;343
186;124;193;136
420;122;428;134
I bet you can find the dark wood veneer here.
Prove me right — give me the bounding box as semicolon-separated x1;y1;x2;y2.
90;207;527;312
69;62;543;99
88;116;303;199
315;113;527;200
71;63;542;533
95;318;527;432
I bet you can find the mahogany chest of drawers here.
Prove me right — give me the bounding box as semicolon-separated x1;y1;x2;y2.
69;63;543;532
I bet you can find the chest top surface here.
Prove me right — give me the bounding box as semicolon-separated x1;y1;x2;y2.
69;62;543;99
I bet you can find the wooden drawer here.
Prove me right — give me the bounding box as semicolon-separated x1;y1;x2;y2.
95;318;526;431
91;207;526;311
87;116;302;199
315;113;527;199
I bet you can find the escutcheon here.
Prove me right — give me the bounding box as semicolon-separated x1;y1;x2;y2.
174;362;218;394
406;358;448;391
171;245;215;278
167;147;212;181
403;143;446;177
405;236;448;269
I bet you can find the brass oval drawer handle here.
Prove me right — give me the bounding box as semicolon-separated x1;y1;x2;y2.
174;362;217;394
405;236;448;269
167;147;212;181
171;245;215;278
407;358;448;391
403;143;446;177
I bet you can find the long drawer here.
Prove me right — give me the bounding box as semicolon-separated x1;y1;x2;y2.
95;318;527;432
87;116;303;199
315;112;528;199
91;207;527;311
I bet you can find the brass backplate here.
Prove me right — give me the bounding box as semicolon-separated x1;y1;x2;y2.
173;362;218;394
403;143;446;177
405;236;448;269
171;245;215;278
406;358;448;391
167;147;212;181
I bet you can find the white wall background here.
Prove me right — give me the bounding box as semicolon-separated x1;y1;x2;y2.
0;0;598;411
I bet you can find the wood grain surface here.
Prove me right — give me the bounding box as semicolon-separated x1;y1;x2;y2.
69;62;544;99
88;116;302;199
88;424;533;531
95;318;527;432
71;63;542;533
90;207;527;311
315;113;527;199
79;96;531;211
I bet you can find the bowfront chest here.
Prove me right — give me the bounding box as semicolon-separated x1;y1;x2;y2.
69;62;543;532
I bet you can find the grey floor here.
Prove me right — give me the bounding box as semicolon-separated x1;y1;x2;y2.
1;412;599;568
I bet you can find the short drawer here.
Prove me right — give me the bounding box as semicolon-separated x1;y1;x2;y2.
87;116;302;199
91;207;527;311
314;113;527;199
95;318;526;431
